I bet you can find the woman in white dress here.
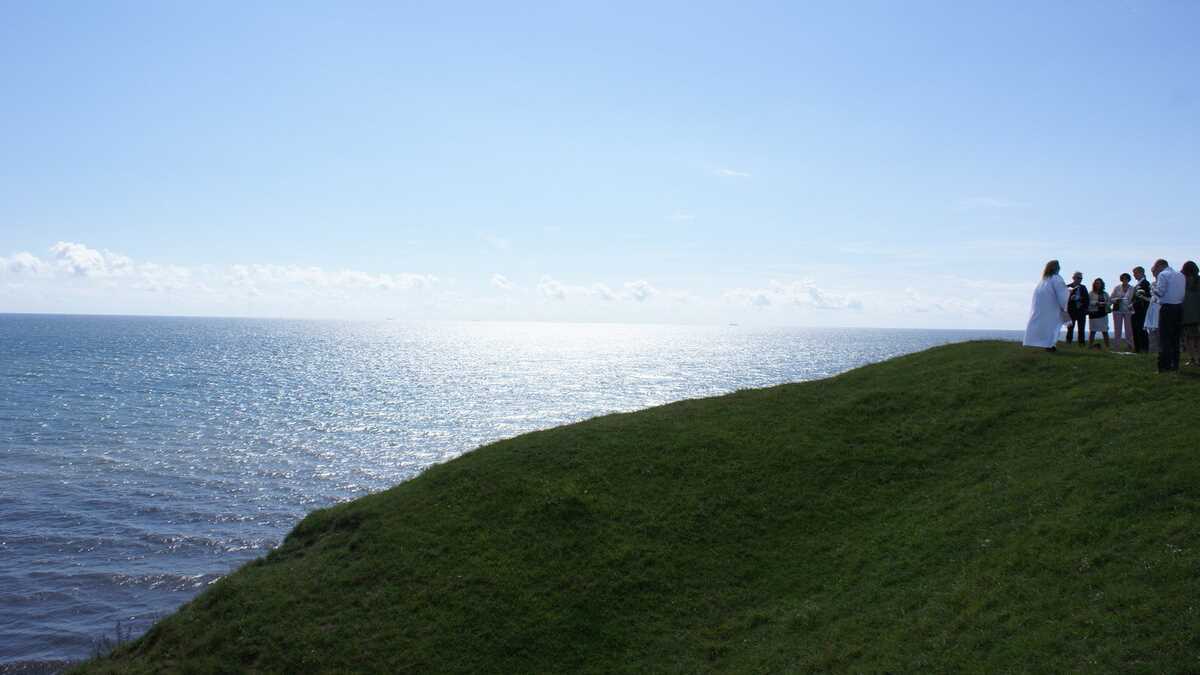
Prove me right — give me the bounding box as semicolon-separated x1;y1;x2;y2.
1144;277;1162;354
1023;260;1070;351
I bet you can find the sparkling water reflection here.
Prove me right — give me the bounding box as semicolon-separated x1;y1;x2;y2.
0;315;1019;662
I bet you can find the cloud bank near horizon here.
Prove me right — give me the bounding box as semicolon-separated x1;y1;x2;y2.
0;241;1027;328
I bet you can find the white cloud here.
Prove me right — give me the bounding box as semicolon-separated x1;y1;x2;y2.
50;241;134;277
724;280;862;311
490;273;515;291
723;288;773;307
623;280;659;302
775;280;862;310
537;275;569;301
0;251;52;277
223;264;436;293
591;283;617;301
535;276;666;303
715;168;752;178
3;241;1023;326
0;241;440;318
375;271;437;291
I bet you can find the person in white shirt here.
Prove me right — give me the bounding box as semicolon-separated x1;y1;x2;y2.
1022;260;1069;351
1109;273;1135;351
1151;258;1185;372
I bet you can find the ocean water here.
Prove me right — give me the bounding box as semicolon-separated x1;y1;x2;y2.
0;314;1020;664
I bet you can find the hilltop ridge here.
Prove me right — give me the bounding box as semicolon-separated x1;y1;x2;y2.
77;342;1200;672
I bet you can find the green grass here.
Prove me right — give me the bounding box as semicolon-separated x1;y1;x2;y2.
75;341;1200;673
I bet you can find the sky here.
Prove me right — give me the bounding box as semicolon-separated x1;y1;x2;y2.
1;1;1197;328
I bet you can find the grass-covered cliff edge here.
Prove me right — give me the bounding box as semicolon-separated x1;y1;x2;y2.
77;342;1200;673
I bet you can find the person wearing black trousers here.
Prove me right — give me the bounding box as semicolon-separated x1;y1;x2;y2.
1131;265;1152;352
1152;259;1185;373
1065;271;1089;345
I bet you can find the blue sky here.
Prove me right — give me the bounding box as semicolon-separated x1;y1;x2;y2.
2;1;1197;327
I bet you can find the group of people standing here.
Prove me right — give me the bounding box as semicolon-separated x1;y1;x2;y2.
1023;259;1200;373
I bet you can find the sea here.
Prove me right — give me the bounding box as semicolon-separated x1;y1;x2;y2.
0;314;1021;666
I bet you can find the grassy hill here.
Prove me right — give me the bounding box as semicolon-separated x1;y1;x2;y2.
76;341;1200;673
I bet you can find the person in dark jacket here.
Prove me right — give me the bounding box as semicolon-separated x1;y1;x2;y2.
1182;261;1200;367
1065;271;1089;345
1131;265;1152;352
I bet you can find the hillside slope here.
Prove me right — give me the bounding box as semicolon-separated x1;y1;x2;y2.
78;342;1200;672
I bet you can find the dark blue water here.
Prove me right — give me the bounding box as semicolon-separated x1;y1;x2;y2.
0;314;1020;663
